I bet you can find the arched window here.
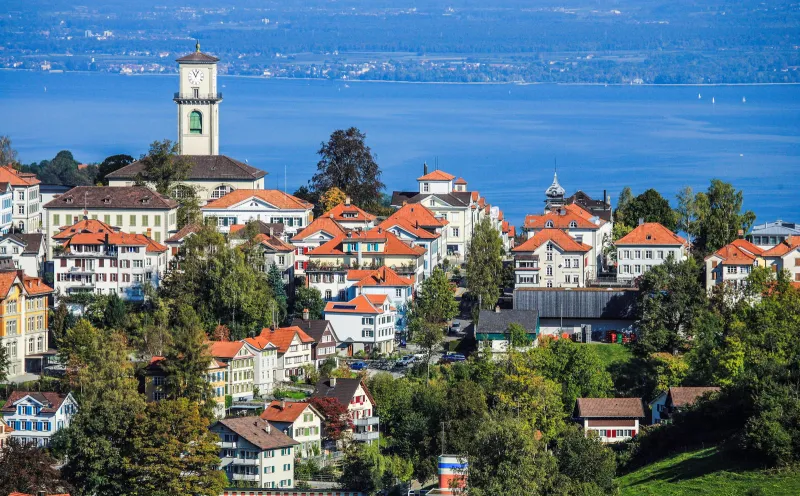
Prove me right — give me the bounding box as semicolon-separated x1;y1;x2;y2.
545;220;554;228
189;111;202;134
211;185;232;199
569;221;578;228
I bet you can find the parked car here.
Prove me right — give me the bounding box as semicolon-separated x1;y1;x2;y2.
449;321;466;336
439;353;466;364
350;361;368;371
395;355;415;368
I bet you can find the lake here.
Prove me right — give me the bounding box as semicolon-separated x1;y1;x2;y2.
1;70;798;227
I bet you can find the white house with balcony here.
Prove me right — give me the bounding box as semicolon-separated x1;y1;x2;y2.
704;239;764;293
252;326;315;383
211;416;298;488
242;335;279;398
512;228;592;288
201;189;313;236
1;391;78;447
615;222;689;281
324;294;397;355
261;400;323;458
313;377;379;444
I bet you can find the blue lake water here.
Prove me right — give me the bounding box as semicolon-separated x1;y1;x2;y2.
1;70;798;228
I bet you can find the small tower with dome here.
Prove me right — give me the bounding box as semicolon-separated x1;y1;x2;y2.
544;171;566;211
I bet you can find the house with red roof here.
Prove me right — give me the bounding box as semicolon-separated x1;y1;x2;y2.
261;400;323;458
512;229;592;288
704;239;764;292
761;235;800;285
378;203;449;278
51;218;168;302
0;165;42;234
201;189;313;236
248;326;315;384
324;293;398;355
210;340;256;402
290;215;348;277
323;199;377;231
615;222;689;281
1;391;78;447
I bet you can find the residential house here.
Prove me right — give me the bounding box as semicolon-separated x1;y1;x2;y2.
43;186;179;256
164;223;203;257
201;189;313;236
512;228;592;289
290;216;348;277
378;203;449;277
210;416;298;489
51;219;168;302
227;221;285;247
475;308;540;354
1;391;78;446
210;341;256;402
615;222;689;281
291;313;341;367
324;200;376;231
0;233;45;277
306;229;426;295
0;182;13;235
313;377;379;443
253;326;315;383
143;356;228;418
747;220;800;250
573;397;645;443
0;418;11;450
566;190;613;222
0;271;52;379
107;155;267;201
242;333;279;397
704;239;764;292
237;231;295;286
324;294;397;355
0;165;42;233
261;400;323;458
762;236;800;285
650;386;720;424
346;266;414;329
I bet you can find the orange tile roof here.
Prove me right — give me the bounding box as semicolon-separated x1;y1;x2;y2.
616;223;688;246
523;209;598;230
261;401;316;423
730;238;764;256
324;203;376;222
454;177;467;185
707;243;758;265
0;271;21;298
365;293;390;305
471;192;479;202
347;266;414;287
61;231;167;253
383;203;448;228
52;218;116;239
202;189;313;210
308;229;426;257
762;236;800;257
22;275;53;295
417;170;455;181
254;326;315;354
513;228;592;253
380;217;440;240
209;341;248;359
564;203;599;222
252;233;294;252
325;294;386;314
0;165;40;186
165;223;202;243
291;216;347;242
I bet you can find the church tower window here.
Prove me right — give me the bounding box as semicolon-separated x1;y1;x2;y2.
189;111;203;134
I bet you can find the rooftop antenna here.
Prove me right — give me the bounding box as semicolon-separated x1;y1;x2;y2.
284;164;287;194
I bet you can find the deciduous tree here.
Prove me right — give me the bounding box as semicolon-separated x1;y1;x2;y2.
0;135;19;165
415;267;458;324
0;439;70;495
97;153;134;185
466;216;504;310
135;139;191;196
309;396;354;440
320;186;347;212
294;286;325;319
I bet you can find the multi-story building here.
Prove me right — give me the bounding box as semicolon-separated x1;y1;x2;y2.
762;236;800;285
704;239;764;292
261;400;323;458
0;166;42;234
0;418;11;450
291;313;341;367
51;219;168;302
566;190;613;222
261;326;315;382
378;203;448;278
243;334;280;397
573;397;645;444
512;229;592;289
210;341;256;402
324;294;397;355
323;200;376;231
0;182;13;235
43;186;179;256
106;44;268;200
290;216;348;277
1;391;78;446
143;356;228;418
210;416;298;488
201;189;313;236
615;222;689;281
0;233;45;277
0;271;52;379
747;220;800;250
312;377;379;444
346;266;414;328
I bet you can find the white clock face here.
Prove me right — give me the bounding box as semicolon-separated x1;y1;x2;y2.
187;69;205;85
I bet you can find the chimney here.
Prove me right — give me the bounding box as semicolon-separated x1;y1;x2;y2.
603;189;608;205
264;421;271;434
423;162;428;175
345;196;351;206
329;377;337;387
104;232;109;245
280;400;286;410
495;305;500;313
302;308;310;321
146;227;152;238
268;226;273;237
638;217;644;226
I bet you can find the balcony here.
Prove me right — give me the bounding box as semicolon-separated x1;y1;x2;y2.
354;416;380;427
231;458;259;466
173;92;223;102
353;430;380;442
218;441;237;449
230;473;258;482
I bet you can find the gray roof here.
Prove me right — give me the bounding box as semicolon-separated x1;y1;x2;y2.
229;220;284;239
567;190;612;222
313;377;372;408
514;288;638;320
477;309;538;335
43;186;178;210
106;155;267;181
749;220;800;237
390;191;474;208
176;51;220;63
291;318;334;344
0;233;44;255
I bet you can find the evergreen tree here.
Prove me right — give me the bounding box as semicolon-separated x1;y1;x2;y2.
466;217;504;310
267;262;288;321
103;292;127;329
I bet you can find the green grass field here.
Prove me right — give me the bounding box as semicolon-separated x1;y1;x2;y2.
586;343;633;369
617;447;800;496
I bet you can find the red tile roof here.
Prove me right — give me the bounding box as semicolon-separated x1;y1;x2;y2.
417;170;455;181
347;266;413;287
762;236;800;257
513;228;591;253
523;209;599;230
730;238;764;256
307;229;426;257
52;218;116;240
2;391;71;414
615;223;688;246
202;189;313;210
324;294;388;314
291;216;347;242
261;401;316;423
564;203;599;222
209;341;248;359
575;398;645;418
22;275;53;295
0;165;40;186
383;203;448;228
251;233;294;252
324;203;377;222
707;243;758;265
252;326;314;354
454;177;467;185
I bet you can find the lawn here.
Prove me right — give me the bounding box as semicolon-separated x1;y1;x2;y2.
586;343;633;370
617;447;800;496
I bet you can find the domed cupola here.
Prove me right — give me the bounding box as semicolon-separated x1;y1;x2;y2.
544;172;566;210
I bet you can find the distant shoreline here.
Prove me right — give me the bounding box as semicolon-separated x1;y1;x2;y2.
2;68;798;87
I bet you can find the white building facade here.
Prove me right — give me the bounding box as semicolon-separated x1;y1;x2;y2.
324;294;397;355
1;391;78;447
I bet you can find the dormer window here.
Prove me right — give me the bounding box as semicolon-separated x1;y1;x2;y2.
569;221;578;228
103;197;111;204
545;220;554;228
65;197;74;204
141;197;150;205
646;234;652;240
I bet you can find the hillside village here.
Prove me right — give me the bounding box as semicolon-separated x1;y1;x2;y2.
1;45;799;496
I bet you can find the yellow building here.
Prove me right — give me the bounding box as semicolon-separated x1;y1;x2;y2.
0;271;53;379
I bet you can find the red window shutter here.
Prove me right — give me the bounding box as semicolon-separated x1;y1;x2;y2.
99;259;104;267
612;430;617;438
304;261;309;269
632;430;637;437
60;258;66;267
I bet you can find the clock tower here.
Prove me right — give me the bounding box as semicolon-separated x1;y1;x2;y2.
174;41;222;156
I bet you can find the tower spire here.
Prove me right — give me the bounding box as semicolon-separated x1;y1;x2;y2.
195;39;201;52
